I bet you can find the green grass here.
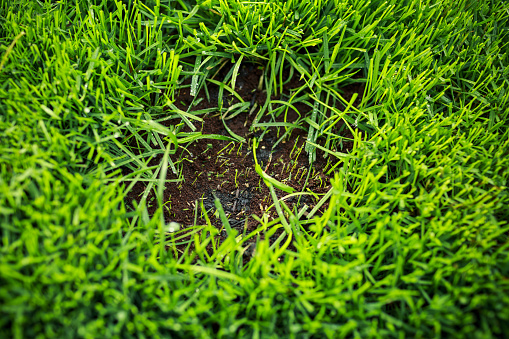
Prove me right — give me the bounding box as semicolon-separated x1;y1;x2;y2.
1;0;509;337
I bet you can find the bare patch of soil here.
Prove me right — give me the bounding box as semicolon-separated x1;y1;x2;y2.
123;62;364;258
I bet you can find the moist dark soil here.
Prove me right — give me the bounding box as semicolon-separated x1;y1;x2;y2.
124;61;364;260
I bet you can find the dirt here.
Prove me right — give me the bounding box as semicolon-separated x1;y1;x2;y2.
123;61;364;260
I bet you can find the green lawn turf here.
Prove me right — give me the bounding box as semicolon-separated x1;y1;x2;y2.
1;0;509;337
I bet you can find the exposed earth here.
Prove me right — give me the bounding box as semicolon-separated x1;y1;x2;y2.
124;61;364;257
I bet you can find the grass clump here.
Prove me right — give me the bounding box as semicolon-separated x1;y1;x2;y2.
1;0;509;337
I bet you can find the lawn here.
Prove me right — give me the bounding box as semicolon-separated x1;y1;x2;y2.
1;0;509;337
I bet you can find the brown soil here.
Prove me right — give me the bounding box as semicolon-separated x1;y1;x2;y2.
123;61;364;259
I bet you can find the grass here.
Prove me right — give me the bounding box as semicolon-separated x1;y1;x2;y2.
1;0;509;337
